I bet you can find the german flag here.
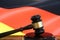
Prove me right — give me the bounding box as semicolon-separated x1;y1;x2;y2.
0;7;60;37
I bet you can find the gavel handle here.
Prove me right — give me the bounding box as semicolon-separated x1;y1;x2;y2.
0;24;33;38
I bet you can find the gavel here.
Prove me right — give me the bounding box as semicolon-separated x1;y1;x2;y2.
0;15;55;40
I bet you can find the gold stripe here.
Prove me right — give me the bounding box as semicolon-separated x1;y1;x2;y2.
32;22;43;29
0;22;25;36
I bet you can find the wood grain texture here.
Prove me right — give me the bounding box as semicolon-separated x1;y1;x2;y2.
0;36;24;40
0;36;60;40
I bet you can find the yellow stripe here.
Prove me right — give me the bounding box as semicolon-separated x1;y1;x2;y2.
0;22;25;36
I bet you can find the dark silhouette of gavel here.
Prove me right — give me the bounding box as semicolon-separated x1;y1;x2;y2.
0;15;55;40
0;15;44;38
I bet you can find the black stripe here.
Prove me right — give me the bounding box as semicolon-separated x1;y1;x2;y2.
0;0;60;15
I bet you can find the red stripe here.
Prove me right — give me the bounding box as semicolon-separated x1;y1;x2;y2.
0;7;60;36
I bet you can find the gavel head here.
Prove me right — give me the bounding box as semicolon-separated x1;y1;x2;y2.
31;15;44;36
31;15;43;29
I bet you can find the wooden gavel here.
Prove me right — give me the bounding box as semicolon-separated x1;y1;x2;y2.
0;15;55;40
